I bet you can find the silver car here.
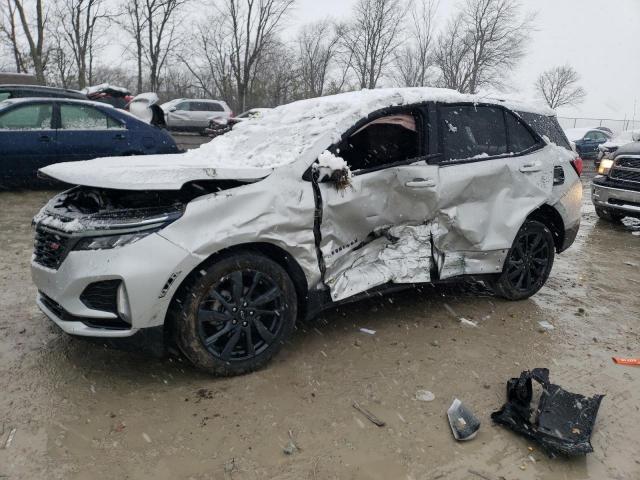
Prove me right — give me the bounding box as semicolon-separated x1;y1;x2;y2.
32;88;582;375
161;98;231;133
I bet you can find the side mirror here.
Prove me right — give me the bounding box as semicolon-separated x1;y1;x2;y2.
169;107;177;112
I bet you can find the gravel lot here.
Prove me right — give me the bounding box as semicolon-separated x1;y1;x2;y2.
1;169;639;479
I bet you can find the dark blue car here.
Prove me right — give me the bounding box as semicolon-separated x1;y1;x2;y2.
0;97;179;187
565;127;612;160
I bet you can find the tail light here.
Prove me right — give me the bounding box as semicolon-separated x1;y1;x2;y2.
570;157;583;176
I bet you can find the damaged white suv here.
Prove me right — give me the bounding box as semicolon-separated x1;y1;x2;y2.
32;88;582;375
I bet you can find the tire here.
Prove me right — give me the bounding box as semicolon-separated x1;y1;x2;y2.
595;206;624;223
175;252;297;376
491;220;555;301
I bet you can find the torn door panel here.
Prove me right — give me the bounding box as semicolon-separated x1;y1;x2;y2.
325;224;433;301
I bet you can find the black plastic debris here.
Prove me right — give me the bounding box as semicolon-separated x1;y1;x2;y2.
491;368;604;456
447;398;481;441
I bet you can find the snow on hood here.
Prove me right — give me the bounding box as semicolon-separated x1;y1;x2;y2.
40;87;553;190
40;154;272;190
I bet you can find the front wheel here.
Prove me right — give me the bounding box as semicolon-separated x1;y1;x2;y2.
175;252;297;376
491;220;555;301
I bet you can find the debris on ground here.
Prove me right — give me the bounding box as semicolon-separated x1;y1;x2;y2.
537;320;555;332
612;357;640;366
447;399;480;441
416;390;435;402
2;428;16;449
491;368;604;456
459;318;478;327
283;430;300;455
142;432;152;443
352;401;386;427
359;328;376;335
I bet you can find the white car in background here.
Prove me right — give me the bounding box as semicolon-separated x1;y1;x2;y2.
161;98;232;134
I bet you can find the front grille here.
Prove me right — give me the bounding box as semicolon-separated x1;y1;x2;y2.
610;157;640;184
616;157;640;169
80;280;120;314
33;228;75;269
610;168;640;183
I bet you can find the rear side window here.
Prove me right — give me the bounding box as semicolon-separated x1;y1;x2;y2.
60;104;123;130
505;112;538;153
516;111;571;150
190;101;223;112
440;105;507;161
585;130;607;142
0;103;52;129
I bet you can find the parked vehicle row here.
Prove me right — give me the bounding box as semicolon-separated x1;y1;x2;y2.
31;87;582;376
160;98;232;134
565;127;612;160
0;97;179;187
205;108;271;137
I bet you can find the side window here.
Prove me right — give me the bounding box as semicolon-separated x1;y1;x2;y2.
584;130;606;142
440;105;507;161
0;92;11;101
0;103;53;130
206;102;224;112
505;112;538;153
332;112;421;171
60;104;123;130
173;102;188;111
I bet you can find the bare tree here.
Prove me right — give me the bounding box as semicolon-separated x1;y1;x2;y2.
435;0;534;93
49;28;77;87
0;0;28;72
7;0;48;82
535;65;586;109
120;0;188;92
120;0;145;92
394;0;438;87
216;0;295;111
340;0;406;89
296;20;339;97
178;15;236;102
55;0;110;89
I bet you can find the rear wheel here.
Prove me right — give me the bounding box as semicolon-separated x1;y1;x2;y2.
595;206;624;223
176;252;297;376
491;220;555;301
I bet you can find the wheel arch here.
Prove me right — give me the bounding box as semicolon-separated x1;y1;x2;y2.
165;242;310;335
526;204;565;252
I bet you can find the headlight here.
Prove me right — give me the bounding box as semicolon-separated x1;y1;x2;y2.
74;228;159;251
598;159;614;175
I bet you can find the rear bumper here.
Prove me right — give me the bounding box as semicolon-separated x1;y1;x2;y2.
592;178;640;216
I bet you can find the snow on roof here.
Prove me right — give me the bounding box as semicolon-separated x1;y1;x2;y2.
82;83;130;95
564;127;597;141
179;87;554;169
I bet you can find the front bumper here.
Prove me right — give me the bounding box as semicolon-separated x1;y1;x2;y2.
31;231;200;338
592;177;640;216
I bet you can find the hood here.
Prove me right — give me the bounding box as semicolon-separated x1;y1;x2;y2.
40;153;273;190
613;141;640;158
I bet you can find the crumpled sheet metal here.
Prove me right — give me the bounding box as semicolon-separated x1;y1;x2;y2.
326;225;432;301
321;146;564;299
159;167;322;288
491;368;604;456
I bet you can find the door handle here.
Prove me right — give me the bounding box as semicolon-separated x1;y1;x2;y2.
39;135;51;142
519;162;541;173
405;178;436;188
113;133;126;140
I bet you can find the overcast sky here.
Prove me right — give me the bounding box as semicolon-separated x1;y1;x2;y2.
288;0;640;121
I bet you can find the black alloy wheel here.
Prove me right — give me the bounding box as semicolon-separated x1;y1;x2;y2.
175;252;297;376
197;270;285;362
491;220;555;300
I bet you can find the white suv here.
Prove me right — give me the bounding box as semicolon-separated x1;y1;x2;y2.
161;98;231;134
32;88;582;375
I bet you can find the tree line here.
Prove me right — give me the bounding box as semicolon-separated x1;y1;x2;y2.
0;0;585;112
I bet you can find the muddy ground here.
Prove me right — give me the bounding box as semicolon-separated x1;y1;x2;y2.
1;169;639;480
